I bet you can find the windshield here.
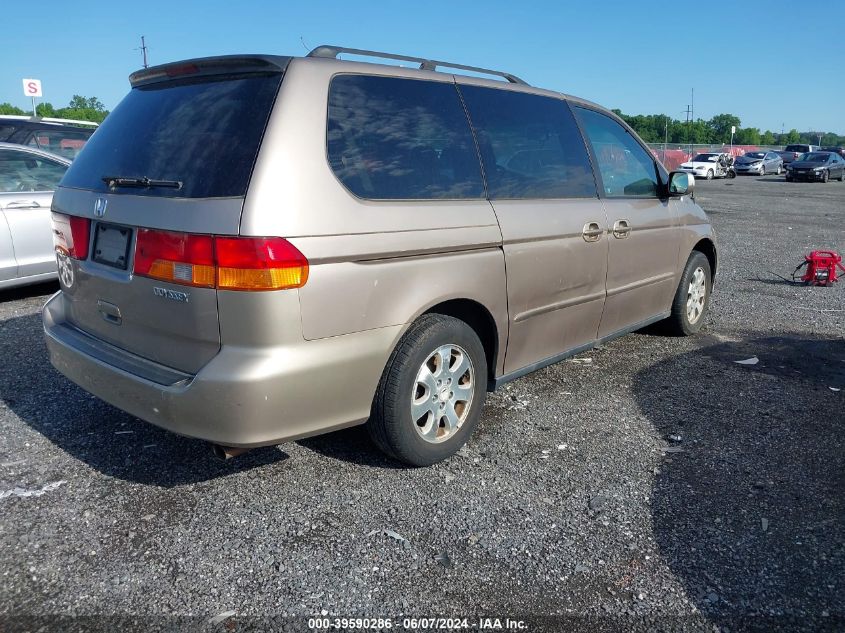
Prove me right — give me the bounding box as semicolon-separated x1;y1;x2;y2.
744;152;765;159
61;73;283;198
797;152;829;162
692;154;718;162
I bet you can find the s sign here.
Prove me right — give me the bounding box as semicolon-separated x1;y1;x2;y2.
94;198;108;218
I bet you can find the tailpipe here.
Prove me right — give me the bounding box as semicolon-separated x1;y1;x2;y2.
211;444;250;460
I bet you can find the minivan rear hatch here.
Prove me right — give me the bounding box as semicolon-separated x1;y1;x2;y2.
52;55;289;374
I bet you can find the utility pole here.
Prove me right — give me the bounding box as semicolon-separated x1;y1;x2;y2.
139;36;149;68
691;88;694;154
683;104;692;156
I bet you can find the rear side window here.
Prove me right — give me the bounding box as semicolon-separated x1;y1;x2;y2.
458;86;596;199
327;75;484;200
0;149;67;192
573;106;659;198
61;73;283;198
27;128;93;160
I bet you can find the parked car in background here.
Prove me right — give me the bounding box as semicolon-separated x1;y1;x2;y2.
785;151;845;182
41;47;716;466
781;144;819;164
820;146;845;159
0;116;97;160
678;152;732;179
734;151;783;176
0;142;70;290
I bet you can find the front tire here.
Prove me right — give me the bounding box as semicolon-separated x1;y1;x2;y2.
760;166;766;176
822;170;829;183
664;252;712;336
368;314;488;466
839;169;845;182
706;169;714;180
776;165;782;175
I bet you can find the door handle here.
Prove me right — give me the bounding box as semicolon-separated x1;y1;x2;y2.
582;222;603;242
612;219;631;239
5;200;41;209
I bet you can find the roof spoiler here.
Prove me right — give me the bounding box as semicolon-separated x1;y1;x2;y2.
129;55;291;87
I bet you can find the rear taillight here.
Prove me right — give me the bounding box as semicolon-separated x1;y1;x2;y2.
133;230;308;291
135;229;215;288
215;237;309;291
51;213;90;260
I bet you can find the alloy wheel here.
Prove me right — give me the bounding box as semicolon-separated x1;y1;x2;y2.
411;344;475;444
686;267;707;325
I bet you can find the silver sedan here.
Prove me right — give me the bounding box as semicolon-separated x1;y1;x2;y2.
0;142;70;290
734;151;784;176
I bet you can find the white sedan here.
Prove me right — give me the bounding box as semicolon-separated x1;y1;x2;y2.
678;153;731;180
0;143;70;290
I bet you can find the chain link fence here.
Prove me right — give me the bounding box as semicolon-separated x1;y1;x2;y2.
647;143;785;170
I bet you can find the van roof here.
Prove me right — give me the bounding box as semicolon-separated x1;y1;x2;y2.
131;46;606;112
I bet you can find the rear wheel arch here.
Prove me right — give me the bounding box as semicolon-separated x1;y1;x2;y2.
422;299;499;389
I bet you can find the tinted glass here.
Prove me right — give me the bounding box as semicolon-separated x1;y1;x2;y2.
458;86;596;199
0;125;15;141
327;75;484;200
61;73;283;198
573;107;659;197
785;145;810;152
800;153;829;162
27;128;93;160
0;149;67;192
692;154;718;162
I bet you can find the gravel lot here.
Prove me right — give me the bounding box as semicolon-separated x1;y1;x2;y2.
1;175;843;632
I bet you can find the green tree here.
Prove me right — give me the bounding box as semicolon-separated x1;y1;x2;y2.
0;103;26;115
735;127;761;145
35;102;57;117
760;130;776;145
785;129;801;144
67;95;105;112
708;114;741;144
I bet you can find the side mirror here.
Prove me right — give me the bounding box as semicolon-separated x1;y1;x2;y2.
668;171;694;197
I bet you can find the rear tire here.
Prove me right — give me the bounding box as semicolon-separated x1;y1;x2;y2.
368;314;488;466
664;252;712;336
839;170;845;182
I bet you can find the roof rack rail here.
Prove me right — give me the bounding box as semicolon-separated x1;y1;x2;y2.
0;115;98;127
307;45;529;86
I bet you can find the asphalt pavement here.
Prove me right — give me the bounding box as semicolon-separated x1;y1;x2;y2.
1;174;843;632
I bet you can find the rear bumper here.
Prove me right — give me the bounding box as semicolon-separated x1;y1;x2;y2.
43;291;401;447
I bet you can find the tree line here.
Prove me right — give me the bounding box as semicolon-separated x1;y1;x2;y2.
611;110;845;147
0;95;109;124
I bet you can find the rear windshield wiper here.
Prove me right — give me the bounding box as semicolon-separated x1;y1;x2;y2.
103;176;183;190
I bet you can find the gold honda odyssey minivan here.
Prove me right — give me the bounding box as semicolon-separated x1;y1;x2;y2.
44;46;715;465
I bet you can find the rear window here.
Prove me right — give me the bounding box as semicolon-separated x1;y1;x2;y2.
61;73;283;198
785;145;810;152
327;75;484;200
